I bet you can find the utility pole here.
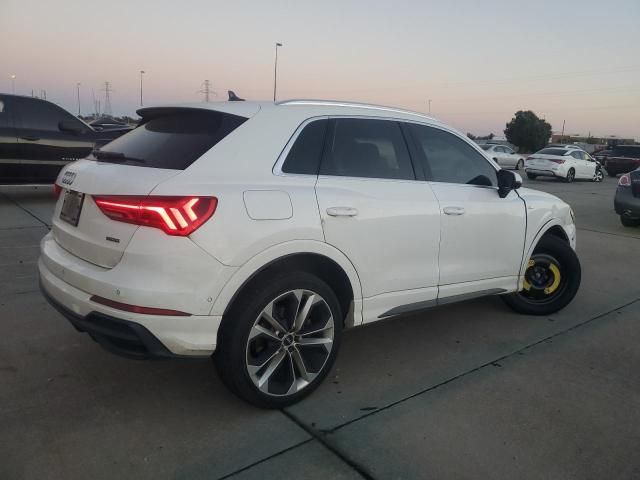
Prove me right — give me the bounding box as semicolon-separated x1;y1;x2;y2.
140;70;145;106
273;42;283;102
103;81;112;116
10;74;16;94
200;80;214;102
561;119;566;142
427;99;431;114
76;83;81;115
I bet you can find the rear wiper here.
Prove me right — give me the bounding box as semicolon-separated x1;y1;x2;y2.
92;150;146;164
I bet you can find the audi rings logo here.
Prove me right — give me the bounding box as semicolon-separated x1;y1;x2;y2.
61;171;77;185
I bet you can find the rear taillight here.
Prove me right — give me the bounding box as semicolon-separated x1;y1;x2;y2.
53;184;62;198
619;173;631;187
93;195;217;236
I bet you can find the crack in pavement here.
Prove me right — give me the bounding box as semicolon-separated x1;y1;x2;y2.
576;226;640;239
217;298;640;480
0;193;51;229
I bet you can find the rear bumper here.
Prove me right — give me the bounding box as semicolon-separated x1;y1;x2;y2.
39;251;223;357
614;187;640;218
525;168;563;178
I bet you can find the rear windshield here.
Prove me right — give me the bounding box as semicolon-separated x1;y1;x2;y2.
480;145;492;150
537;148;569;156
94;110;247;169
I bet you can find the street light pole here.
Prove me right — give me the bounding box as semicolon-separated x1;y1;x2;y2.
273;43;283;102
76;83;81;115
140;70;145;106
10;74;16;94
428;99;431;114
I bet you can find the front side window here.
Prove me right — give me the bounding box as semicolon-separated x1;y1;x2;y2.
409;124;497;186
15;98;70;131
281;119;327;175
320;118;415;180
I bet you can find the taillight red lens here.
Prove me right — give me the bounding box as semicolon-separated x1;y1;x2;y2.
93;195;217;236
549;159;566;164
619;173;631;187
90;295;191;316
53;184;62;198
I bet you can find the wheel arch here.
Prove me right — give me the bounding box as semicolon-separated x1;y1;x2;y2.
210;240;363;328
519;220;573;287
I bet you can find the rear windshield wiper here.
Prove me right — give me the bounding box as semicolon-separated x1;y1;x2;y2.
92;150;146;164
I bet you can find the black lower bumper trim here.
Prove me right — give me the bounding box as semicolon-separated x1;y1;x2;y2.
41;283;176;360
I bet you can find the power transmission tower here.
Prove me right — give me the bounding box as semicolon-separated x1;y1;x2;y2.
103;81;113;116
199;80;216;102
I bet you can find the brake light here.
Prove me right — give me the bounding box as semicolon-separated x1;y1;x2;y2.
549;159;566;164
53;184;62;198
90;295;191;316
93;195;217;236
619;173;631;187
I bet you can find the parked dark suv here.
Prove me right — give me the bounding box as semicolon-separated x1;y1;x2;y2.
602;145;640;177
0;94;132;184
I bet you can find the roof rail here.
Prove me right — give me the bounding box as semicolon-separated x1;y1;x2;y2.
276;99;436;120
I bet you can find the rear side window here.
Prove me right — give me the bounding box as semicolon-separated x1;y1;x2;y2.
96;110;247;169
282;119;327;174
321;118;414;180
409;124;497;186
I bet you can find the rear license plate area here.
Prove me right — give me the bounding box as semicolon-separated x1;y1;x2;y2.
60;190;85;226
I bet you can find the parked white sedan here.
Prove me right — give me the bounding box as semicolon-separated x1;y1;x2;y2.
481;144;526;170
525;146;604;183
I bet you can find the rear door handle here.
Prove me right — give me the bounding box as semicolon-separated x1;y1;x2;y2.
20;136;40;141
326;206;358;217
443;206;465;216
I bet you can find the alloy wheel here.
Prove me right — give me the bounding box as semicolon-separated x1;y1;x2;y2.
593;169;604;182
245;289;334;397
566;169;575;183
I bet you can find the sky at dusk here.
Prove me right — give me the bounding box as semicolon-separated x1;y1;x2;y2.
2;0;639;139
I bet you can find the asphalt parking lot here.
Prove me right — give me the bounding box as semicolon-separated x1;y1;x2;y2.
1;175;639;480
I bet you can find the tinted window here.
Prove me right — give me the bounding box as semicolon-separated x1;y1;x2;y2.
0;99;7;128
410;124;497;186
15;98;74;131
96;110;247;169
570;151;582;159
321;119;414;180
538;148;569;156
495;146;506;153
480;144;492;151
282;119;327;174
614;146;640;157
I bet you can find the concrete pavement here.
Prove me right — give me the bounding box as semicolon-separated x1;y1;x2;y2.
0;175;638;479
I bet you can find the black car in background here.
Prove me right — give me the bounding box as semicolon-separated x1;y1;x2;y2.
614;168;640;227
0;94;132;184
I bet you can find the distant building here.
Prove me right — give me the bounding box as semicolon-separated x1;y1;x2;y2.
551;134;636;146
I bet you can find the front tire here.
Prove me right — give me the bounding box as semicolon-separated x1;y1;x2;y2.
593;168;604;182
215;272;342;408
620;215;640;227
502;235;581;316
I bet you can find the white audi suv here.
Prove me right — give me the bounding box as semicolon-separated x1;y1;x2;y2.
40;100;581;407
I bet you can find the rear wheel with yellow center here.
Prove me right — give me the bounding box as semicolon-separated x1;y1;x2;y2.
502;235;581;315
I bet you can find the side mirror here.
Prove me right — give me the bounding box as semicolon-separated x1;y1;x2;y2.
497;169;522;198
59;120;84;135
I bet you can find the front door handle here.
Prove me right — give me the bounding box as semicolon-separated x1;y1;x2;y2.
326;206;358;217
443;206;465;216
20;135;40;141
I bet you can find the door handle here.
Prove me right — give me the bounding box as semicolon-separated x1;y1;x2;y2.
326;206;358;217
20;136;40;141
443;206;465;216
